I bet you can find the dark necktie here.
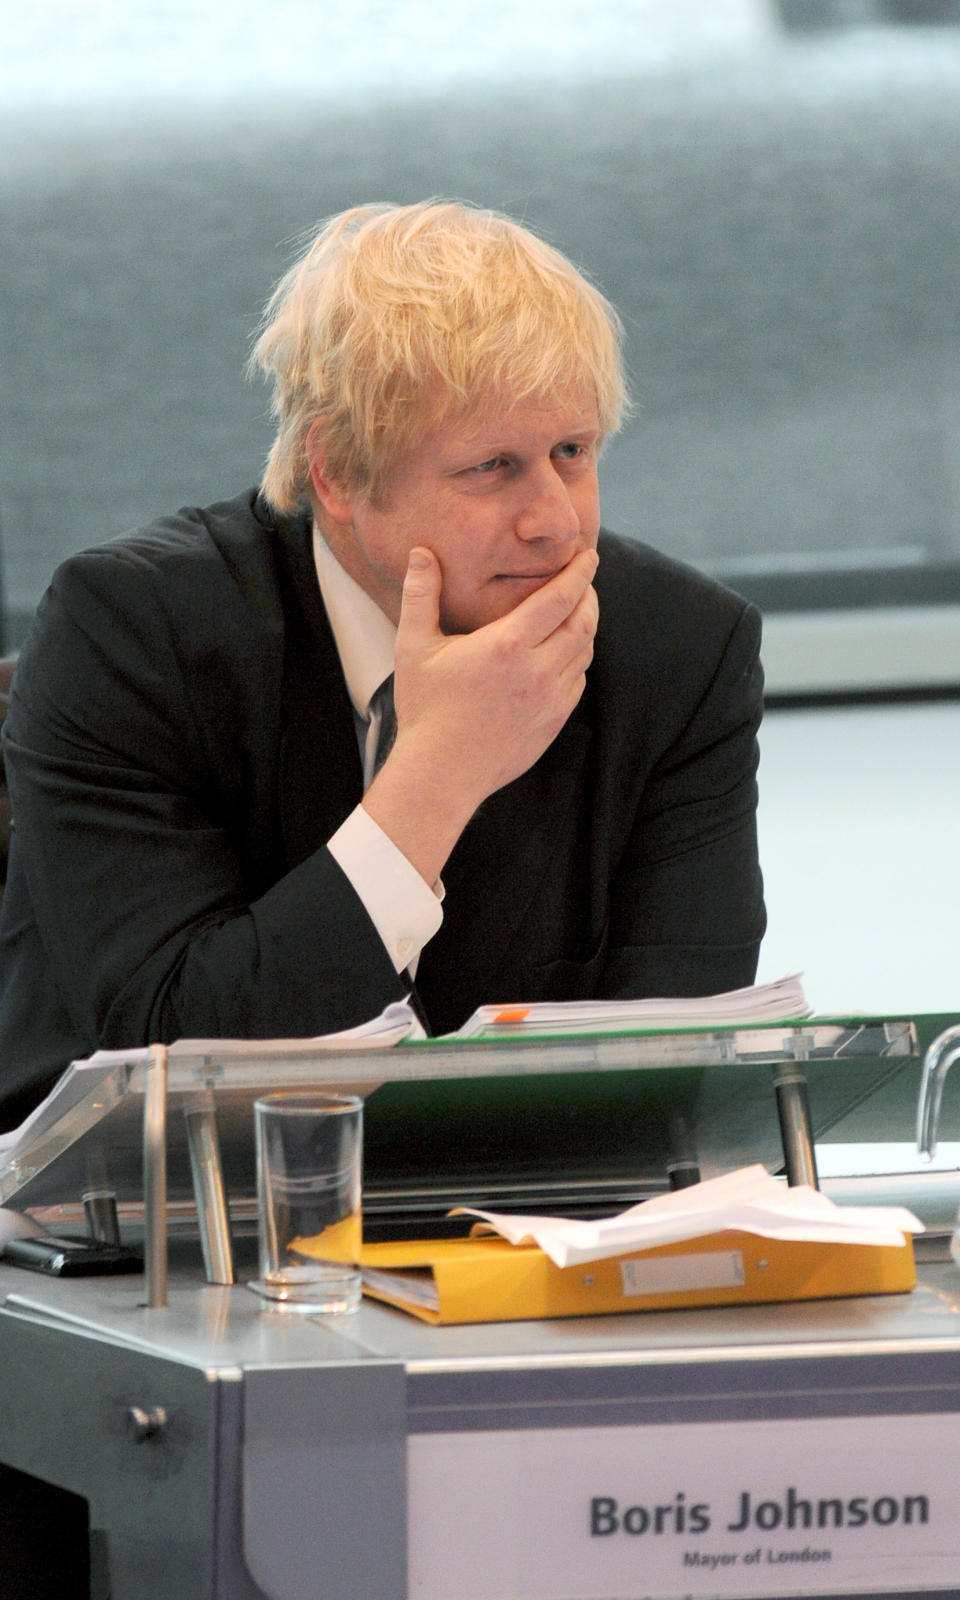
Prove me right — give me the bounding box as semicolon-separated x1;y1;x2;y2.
370;673;396;780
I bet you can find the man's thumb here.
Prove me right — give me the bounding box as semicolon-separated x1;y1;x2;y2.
398;547;442;639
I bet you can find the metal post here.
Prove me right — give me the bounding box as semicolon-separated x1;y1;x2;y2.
183;1095;235;1285
666;1110;701;1190
83;1188;121;1245
773;1065;819;1188
144;1043;168;1307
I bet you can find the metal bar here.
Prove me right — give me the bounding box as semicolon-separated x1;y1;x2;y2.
183;1097;235;1285
82;1188;121;1245
666;1110;701;1190
773;1066;819;1188
144;1042;168;1307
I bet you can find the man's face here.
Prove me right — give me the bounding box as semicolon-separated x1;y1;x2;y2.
317;390;602;633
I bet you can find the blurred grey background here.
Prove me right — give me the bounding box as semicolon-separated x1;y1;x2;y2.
3;0;960;647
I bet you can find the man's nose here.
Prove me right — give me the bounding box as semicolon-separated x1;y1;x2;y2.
514;464;580;542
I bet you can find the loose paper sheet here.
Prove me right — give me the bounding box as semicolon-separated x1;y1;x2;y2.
453;1165;924;1268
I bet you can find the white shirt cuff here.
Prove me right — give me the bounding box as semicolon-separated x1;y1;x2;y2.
327;805;444;976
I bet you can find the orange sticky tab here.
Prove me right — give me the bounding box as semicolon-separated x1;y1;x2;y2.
492;1008;530;1025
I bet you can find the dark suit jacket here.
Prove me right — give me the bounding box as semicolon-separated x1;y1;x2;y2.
0;490;765;1122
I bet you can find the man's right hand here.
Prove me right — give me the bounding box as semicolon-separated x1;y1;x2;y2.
361;544;599;887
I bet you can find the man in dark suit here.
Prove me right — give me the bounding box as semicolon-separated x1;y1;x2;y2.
0;201;765;1126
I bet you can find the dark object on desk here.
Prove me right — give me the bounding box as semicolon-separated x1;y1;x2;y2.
1;1234;143;1277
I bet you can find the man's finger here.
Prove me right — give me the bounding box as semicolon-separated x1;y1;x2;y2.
549;590;599;683
503;548;599;647
397;546;443;647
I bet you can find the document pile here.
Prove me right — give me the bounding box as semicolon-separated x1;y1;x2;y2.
448;974;811;1038
359;1165;922;1325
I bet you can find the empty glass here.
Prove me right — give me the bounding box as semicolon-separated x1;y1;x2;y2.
250;1092;363;1314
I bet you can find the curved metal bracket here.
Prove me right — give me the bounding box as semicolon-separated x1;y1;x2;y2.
916;1025;960;1160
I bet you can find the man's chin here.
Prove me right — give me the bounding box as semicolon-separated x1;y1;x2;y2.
439;599;521;634
439;615;485;635
440;576;559;633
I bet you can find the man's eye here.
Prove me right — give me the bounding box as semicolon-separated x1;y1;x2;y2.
473;456;505;474
554;442;584;460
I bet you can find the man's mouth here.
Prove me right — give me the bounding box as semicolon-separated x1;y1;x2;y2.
496;569;562;581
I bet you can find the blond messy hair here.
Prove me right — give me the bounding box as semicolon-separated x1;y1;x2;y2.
250;200;628;511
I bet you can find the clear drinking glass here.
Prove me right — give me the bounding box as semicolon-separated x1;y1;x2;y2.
249;1092;363;1314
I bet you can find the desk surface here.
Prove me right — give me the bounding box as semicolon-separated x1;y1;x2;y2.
4;1255;960;1376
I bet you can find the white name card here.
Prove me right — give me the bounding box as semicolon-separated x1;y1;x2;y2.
408;1411;960;1598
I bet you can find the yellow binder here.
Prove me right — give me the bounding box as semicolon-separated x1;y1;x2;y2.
359;1228;916;1326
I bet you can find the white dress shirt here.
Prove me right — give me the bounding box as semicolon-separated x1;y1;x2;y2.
313;525;443;979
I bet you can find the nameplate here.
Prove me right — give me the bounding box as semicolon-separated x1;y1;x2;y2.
408;1412;960;1598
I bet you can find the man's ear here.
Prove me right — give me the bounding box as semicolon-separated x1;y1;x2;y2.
305;419;354;527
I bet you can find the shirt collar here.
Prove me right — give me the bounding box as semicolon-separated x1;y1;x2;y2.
312;522;397;719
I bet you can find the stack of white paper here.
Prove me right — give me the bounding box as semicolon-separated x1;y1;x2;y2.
453;1165;924;1268
448;973;811;1038
75;998;419;1071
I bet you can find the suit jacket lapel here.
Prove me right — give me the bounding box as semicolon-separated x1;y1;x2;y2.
272;518;364;871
